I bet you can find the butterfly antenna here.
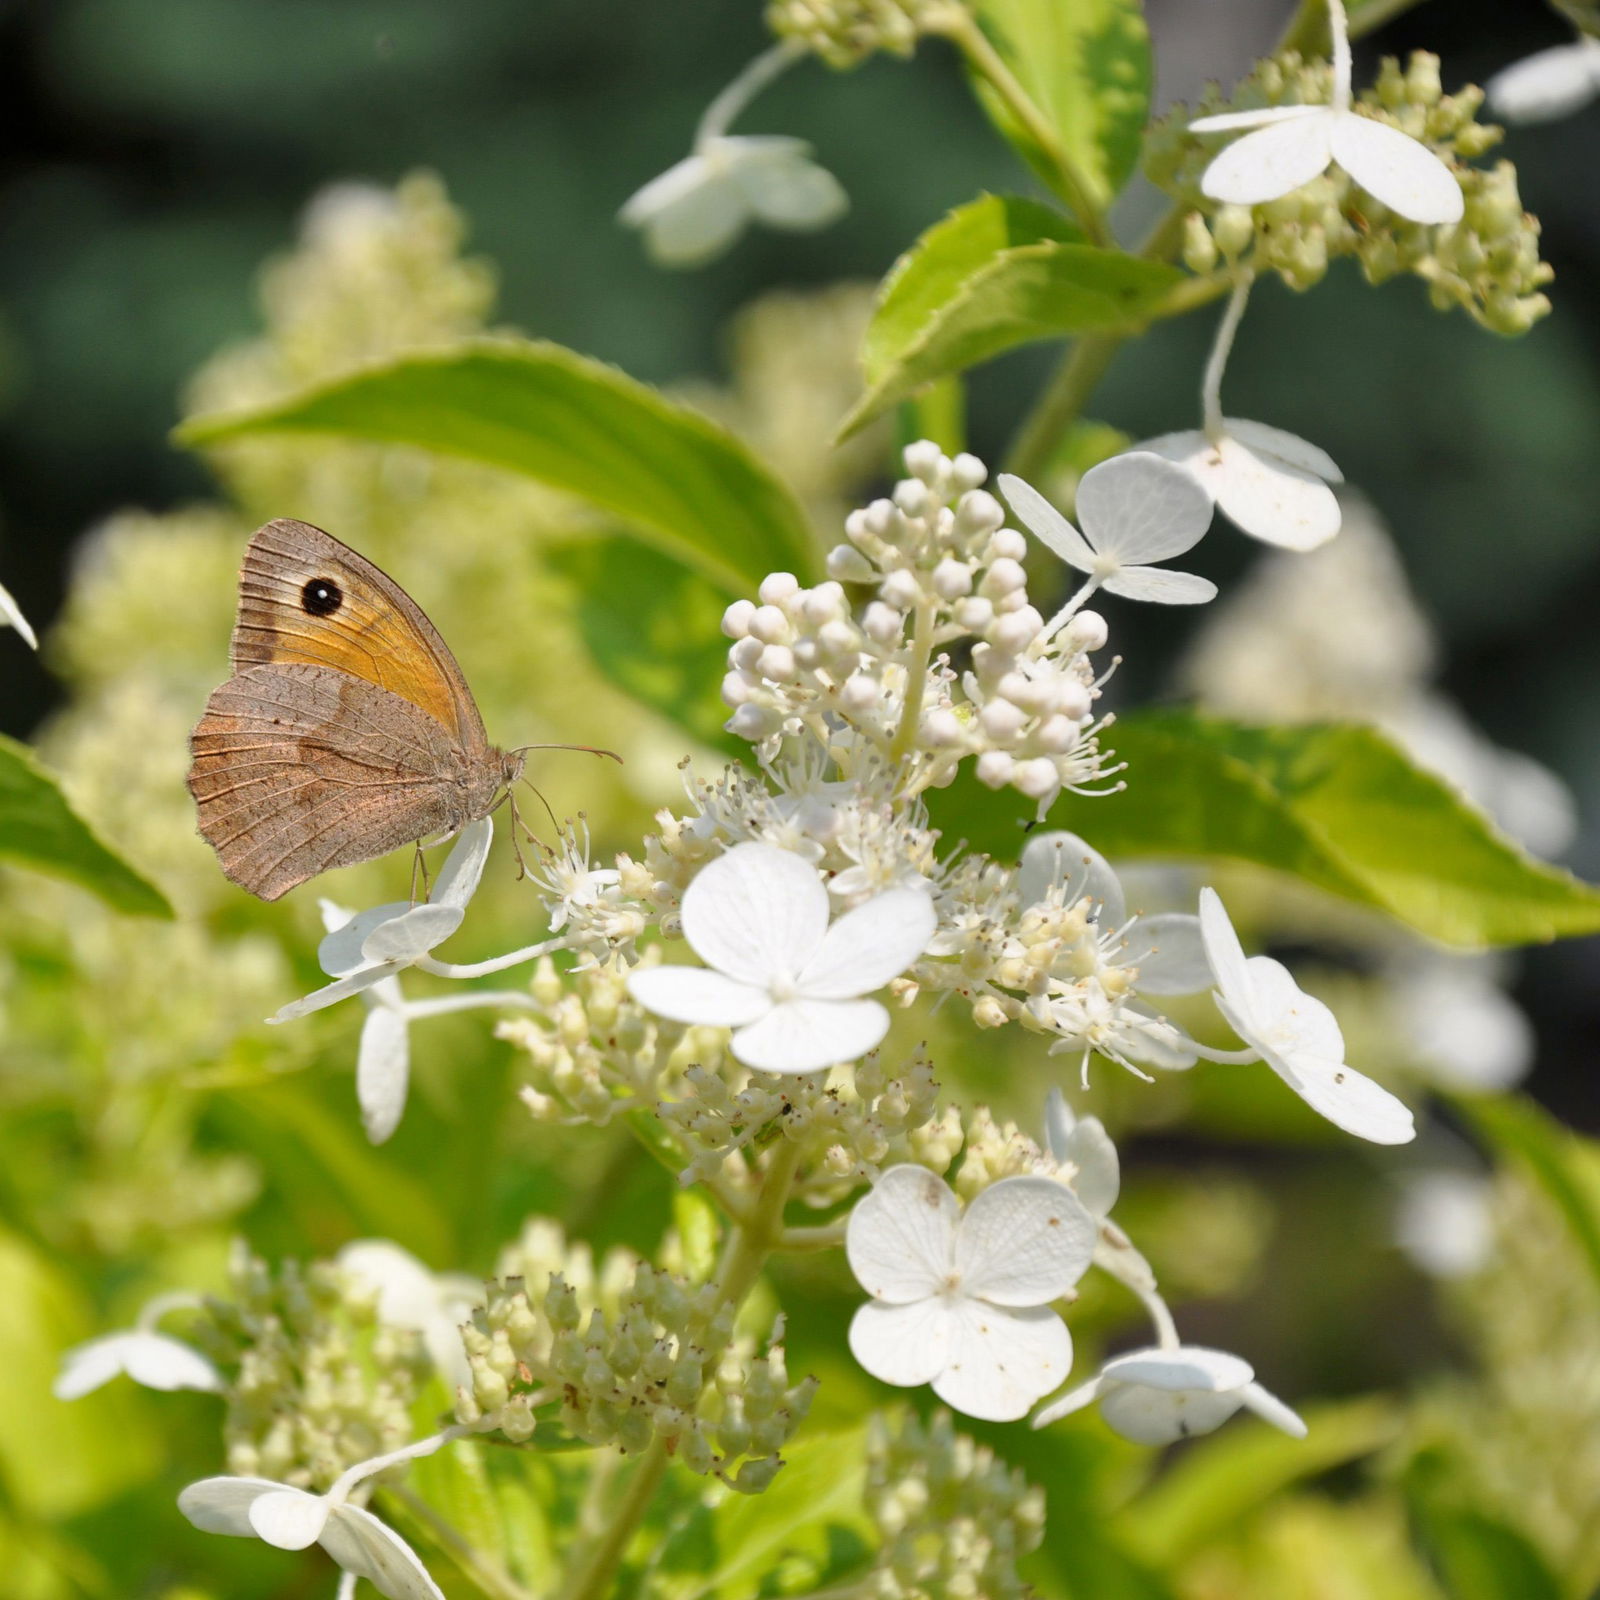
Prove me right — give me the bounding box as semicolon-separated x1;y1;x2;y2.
510;742;624;766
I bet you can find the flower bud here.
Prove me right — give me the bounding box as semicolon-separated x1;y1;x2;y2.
827;543;877;582
932;558;973;599
893;478;930;517
758;572;799;605
879;569;921;610
840;673;880;712
975;751;1015;788
748;605;790;645
979;699;1026;743
756;645;795;682
1013;757;1060;800
954;596;994;632
862;602;902;644
903;439;946;483
1062;609;1107;652
951;453;987;492
720;599;756;639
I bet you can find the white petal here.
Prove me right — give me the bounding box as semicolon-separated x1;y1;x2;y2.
626;965;772;1027
1042;1085;1076;1163
54;1335;136;1400
1189;105;1326;134
320;1503;447;1600
120;1332;223;1393
320;903;413;976
736;154;848;231
1206;437;1342;551
1245;956;1345;1059
1198;888;1257;1023
846;1165;959;1302
1097;1377;1244;1444
362;904;463;963
1120;1010;1201;1072
956;1176;1097;1305
681;843;830;989
931;1299;1073;1423
1329;111;1464;225
1121;913;1211;995
618;153;715;225
798;887;936;998
1272;1051;1416;1144
1239;1381;1308;1437
0;580;37;649
250;1488;329;1550
1488;43;1600;125
637;170;747;268
178;1476;294;1538
1018;831;1126;926
848;1297;953;1387
1056;1113;1120;1219
1224;418;1343;483
1101;1345;1255;1391
1102;566;1217;604
432;817;493;910
995;473;1096;571
1135;429;1218;492
338;1241;443;1329
358;1006;411;1146
731;996;887;1073
269;964;403;1023
1201;111;1335;205
1077;452;1214;564
1031;1375;1103;1427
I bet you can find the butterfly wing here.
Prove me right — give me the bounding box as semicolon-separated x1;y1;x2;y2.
188;663;478;901
231;519;490;753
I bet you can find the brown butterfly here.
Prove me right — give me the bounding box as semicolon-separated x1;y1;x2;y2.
190;519;583;901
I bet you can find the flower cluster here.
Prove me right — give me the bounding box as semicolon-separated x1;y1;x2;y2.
1148;51;1552;333
863;1409;1046;1600
765;0;922;69
455;1219;815;1487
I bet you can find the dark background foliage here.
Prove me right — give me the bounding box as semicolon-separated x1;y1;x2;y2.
1;0;1596;1121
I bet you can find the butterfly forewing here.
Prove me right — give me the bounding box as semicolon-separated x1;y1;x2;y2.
232;519;489;753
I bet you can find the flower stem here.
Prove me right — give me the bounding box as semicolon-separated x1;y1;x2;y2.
696;39;806;147
1200;272;1253;442
556;1136;805;1600
921;5;1112;248
888;596;938;774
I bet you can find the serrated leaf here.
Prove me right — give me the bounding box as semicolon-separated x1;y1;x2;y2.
864;194;1081;386
177;339;819;592
0;736;172;918
971;0;1152;208
926;712;1600;948
840;243;1182;438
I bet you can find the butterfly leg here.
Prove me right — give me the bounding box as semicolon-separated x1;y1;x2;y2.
410;840;433;905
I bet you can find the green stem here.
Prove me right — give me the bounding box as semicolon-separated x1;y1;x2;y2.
888;597;938;771
1002;0;1430;478
556;1136;805;1600
922;5;1112;248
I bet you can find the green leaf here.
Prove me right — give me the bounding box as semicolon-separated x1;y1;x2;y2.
546;534;741;753
926;712;1600;948
0;735;172;918
863;194;1082;386
971;0;1153;209
840;242;1182;438
177;338;819;592
649;1427;874;1600
1116;1398;1401;1566
1458;1095;1600;1289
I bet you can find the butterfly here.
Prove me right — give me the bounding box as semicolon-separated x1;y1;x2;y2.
189;519;591;901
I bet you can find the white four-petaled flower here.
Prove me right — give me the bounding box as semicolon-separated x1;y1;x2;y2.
846;1165;1097;1422
998;454;1217;609
178;1478;443;1600
1032;1344;1307;1443
1138;419;1345;551
1488;37;1600;125
1199;887;1415;1144
628;842;935;1073
55;1329;221;1401
619;136;847;268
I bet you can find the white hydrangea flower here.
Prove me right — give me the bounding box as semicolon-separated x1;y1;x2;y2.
178;1478;442;1600
620;136;847;267
55;1329;221;1401
998;454;1217;612
0;578;36;649
1199;888;1415;1144
1189;1;1463;225
1043;1086;1120;1221
627;842;935;1073
846;1165;1097;1422
338;1241;481;1389
1033;1344;1306;1443
1394;1171;1495;1279
1488;37;1600;125
1139;419;1344;551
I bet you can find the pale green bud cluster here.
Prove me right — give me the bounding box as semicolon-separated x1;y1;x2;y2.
194;1242;425;1491
863;1409;1045;1600
1148;52;1552;335
657;1046;960;1196
765;0;920;69
500;955;723;1127
455;1220;815;1486
948;1106;1054;1199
